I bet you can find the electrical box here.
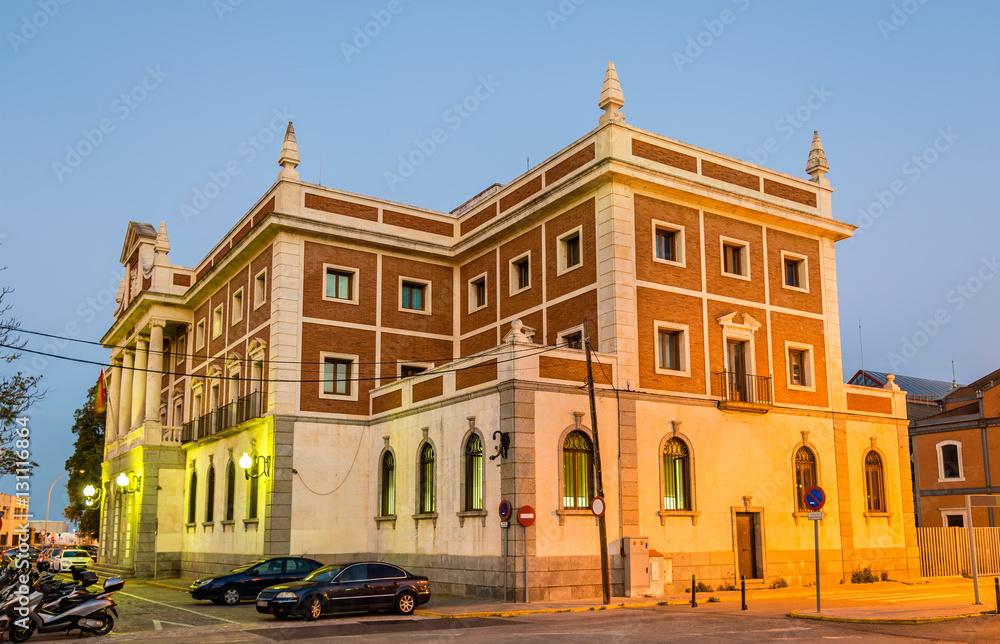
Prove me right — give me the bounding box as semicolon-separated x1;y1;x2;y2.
648;549;668;596
623;537;649;597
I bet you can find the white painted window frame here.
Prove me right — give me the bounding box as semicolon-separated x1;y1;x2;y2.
651;219;686;267
556;225;584;276
398;276;432;316
557;324;585;350
195;319;206;350
653;321;691;377
784;341;816;392
780;250;809;293
212;305;224;339
231;288;244;325
509;251;532;296
323;263;360;306
468;272;488;313
935;440;965;482
319;351;360;401
253;268;267;311
719;235;751;281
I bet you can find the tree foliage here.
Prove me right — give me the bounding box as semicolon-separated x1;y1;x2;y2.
0;275;44;477
63;384;104;539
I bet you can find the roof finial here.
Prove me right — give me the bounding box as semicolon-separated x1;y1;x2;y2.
806;130;829;186
598;62;625;126
154;221;170;255
278;122;300;180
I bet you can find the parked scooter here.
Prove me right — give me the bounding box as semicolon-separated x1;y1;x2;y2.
0;567;122;642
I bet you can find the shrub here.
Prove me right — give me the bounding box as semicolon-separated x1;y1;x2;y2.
851;568;878;584
707;596;720;603
880;572;889;582
695;581;714;593
718;583;737;591
769;578;788;589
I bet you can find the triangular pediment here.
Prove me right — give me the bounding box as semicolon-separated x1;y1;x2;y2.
119;221;157;265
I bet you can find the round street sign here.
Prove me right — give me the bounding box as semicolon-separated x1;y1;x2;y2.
591;496;606;517
804;486;826;511
517;505;535;527
498;500;512;521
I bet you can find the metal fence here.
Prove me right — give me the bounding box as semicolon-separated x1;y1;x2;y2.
181;391;262;443
917;527;1000;577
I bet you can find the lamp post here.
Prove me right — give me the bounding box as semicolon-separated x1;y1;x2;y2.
45;472;71;546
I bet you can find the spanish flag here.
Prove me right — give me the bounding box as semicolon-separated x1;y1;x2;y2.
95;368;107;415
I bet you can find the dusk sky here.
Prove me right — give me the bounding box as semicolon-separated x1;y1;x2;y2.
1;1;997;524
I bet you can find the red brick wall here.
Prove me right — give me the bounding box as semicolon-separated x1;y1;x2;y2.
914;429;986;491
412;376;444;403
770;312;828;408
703;212;766;305
636;287;705;395
845;393;892;415
702;160;760;191
763;179;817;207
538;357;612;384
456;360;497;390
248;245;273;331
383;209;454;237
460;250;498;335
302;242;378;326
227;266;249;341
766;229;823;315
500;176;542;213
706;301;768;397
380;256;453;336
378;333;453;384
544;198;597;301
631;139;697;173
372;390;402;414
634;194;702;292
545;144;596;185
299;322;376;415
545;291;598;347
461;327;498;357
461;201;497;236
304;194;378;222
498;226;543;320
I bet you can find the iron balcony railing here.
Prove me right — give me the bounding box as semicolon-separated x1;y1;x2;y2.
715;371;773;409
181;391;263;443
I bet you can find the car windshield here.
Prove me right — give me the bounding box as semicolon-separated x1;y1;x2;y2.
63;551;87;558
303;565;343;583
228;559;266;573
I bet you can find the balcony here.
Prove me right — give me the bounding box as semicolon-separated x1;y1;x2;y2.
182;391;263;443
715;371;773;413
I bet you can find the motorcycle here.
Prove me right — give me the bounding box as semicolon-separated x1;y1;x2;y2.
0;569;122;642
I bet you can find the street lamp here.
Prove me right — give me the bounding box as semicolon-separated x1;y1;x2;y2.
82;485;103;507
239;444;271;481
45;471;75;546
116;472;141;495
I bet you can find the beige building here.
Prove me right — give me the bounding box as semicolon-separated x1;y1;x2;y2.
0;493;30;549
98;63;919;597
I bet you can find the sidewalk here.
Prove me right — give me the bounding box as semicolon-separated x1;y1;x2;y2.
135;575;1000;624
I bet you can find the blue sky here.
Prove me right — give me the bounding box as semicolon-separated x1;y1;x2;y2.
1;1;997;524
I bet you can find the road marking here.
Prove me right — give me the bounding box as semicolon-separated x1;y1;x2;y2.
118;592;239;624
153;619;193;630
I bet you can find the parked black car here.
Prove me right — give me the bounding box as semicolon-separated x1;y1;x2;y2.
189;557;323;605
255;562;431;620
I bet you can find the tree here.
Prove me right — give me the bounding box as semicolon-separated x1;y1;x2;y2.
64;384;104;539
0;273;43;477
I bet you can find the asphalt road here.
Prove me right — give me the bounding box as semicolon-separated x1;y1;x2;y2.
30;582;994;643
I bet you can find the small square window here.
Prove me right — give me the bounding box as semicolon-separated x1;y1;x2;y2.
653;321;690;377
789;349;805;385
400;364;427;378
232;289;243;324
656;228;677;262
723;243;745;276
401;281;426;311
323;358;352;396
785;343;814;390
781;252;808;291
326;269;354;301
557;227;582;274
212;306;223;339
196;320;206;349
511;255;530;293
659;329;681;371
254;270;267;309
562;331;583;350
469;275;487;312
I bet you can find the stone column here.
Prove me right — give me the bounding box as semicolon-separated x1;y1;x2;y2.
118;350;134;437
106;357;122;443
131;335;149;428
145;321;164;425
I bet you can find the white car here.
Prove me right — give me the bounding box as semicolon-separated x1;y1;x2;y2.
52;549;91;572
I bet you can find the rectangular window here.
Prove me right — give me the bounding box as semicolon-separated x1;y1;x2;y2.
195;320;206;350
511;255;530;292
562;331;583;350
469;275;487;312
785;258;802;288
400;364;427;379
659;330;680;371
174;399;183;426
401;281;426;311
557;227;582;274
789;349;804;385
323;358;352;396
231;289;243;324
785;342;814;389
212;305;223;339
723;243;744;276
656;228;677;262
176;336;186;364
565;233;580;267
254;269;267;308
325;269;353;301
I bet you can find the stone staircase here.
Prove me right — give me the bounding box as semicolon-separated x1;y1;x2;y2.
90;562;136;579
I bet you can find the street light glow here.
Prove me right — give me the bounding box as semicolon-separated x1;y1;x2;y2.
116;473;129;487
83;485;96;497
239;452;252;470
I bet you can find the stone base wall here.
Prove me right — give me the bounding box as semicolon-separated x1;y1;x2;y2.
137;551;180;578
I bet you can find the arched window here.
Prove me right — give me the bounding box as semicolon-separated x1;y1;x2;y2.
465;434;484;511
936;441;963;481
248;462;259;520
864;451;886;513
380;451;395;516
187;471;198;524
225;461;236;521
206;466;216;522
419;443;436;514
562;431;593;509
662;438;691;510
794;447;817;512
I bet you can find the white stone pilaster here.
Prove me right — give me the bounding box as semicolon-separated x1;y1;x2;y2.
118;350;134;437
106;357;121;444
131;335;149;428
595;178;639;384
269;235;303;415
145;321;165;424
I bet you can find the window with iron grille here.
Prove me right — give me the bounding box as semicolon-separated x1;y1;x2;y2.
562;431;593;509
794;447;817;511
248;462;259;520
380;451;395;516
465;434;484;511
205;466;216;523
188;471;198;524
864;451;886;513
225;461;236;521
662;438;691;510
419;443;435;513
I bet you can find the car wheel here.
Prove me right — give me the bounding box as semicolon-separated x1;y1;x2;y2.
221;586;241;606
304;595;324;621
395;592;416;616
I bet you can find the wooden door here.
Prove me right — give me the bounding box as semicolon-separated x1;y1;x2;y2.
736;512;759;579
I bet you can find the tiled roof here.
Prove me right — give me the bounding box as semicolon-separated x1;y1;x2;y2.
847;370;958;398
946;366;1000;400
921;401;980;421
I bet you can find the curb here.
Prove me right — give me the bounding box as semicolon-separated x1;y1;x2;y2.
142;580;190;593
415;601;663;619
788;609;995;625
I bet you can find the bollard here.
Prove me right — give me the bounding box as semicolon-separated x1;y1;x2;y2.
741;575;747;611
691;574;697;608
995;577;999;614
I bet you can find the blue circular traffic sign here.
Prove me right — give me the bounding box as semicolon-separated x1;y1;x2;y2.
498;499;512;521
804;486;826;510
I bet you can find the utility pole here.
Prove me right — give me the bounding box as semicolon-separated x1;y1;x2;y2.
583;318;611;604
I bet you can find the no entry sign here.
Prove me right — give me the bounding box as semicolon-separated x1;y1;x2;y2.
517;505;535;527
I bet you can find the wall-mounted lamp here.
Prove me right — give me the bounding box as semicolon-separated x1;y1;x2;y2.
116;472;141;495
82;484;103;507
239;441;271;480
